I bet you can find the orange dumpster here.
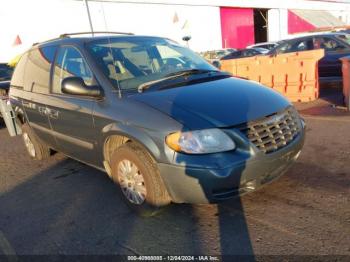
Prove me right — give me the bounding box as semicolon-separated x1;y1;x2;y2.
220;49;325;102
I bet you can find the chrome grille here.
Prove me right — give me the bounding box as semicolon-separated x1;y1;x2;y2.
238;107;301;154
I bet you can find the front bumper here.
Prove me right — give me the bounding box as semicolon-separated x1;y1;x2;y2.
158;129;305;204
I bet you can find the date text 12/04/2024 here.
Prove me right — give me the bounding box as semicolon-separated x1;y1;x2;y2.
127;256;220;261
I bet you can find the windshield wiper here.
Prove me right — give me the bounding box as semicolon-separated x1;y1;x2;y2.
137;69;222;93
164;69;219;77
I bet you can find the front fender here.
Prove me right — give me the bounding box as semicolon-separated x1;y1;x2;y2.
101;122;174;164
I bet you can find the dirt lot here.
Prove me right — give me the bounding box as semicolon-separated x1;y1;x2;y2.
0;91;349;258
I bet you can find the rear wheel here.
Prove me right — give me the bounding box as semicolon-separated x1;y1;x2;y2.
0;89;7;97
22;123;50;160
111;142;171;217
0;90;7;119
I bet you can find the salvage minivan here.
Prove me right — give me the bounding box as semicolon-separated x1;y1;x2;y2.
8;33;305;216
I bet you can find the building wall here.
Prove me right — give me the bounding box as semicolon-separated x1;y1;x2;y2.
1;0;350;62
92;0;350;11
0;0;222;62
330;10;350;24
87;1;222;52
268;9;289;42
288;10;316;34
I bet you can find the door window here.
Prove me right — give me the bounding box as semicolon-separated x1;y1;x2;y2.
275;42;293;54
275;39;313;54
335;34;350;46
293;39;313;52
243;49;259;57
313;37;347;51
52;46;93;94
276;39;313;54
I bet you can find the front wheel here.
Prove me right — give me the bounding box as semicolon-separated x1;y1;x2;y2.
111;142;171;217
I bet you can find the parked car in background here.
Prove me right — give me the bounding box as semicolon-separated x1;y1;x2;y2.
201;48;236;60
201;48;236;67
268;33;350;86
0;63;13;96
9;33;305;216
220;48;265;60
248;47;270;54
247;41;278;51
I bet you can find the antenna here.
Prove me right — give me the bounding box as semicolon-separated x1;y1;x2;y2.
84;0;94;36
100;2;122;98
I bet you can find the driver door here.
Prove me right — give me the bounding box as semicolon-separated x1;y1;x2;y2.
46;45;99;165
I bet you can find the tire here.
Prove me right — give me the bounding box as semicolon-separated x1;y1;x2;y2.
111;142;171;217
21;123;50;160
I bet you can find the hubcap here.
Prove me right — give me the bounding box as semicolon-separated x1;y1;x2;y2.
23;133;36;157
117;159;147;205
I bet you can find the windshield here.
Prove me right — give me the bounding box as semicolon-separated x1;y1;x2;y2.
87;37;216;92
0;64;13;81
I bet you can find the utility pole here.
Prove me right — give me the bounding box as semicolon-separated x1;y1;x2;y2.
84;0;94;36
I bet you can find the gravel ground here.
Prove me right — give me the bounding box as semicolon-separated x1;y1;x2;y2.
0;102;349;258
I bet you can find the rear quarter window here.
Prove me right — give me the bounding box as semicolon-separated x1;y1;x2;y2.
10;52;29;89
24;45;57;93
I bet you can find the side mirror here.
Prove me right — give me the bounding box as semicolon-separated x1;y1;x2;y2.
182;36;191;42
61;77;102;98
212;60;221;69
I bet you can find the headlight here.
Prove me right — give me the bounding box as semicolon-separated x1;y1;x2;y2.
166;128;235;154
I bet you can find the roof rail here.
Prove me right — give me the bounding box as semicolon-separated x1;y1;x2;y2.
32;36;63;46
30;32;135;47
59;31;134;38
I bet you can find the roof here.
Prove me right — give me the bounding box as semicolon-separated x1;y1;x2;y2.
285;32;349;41
290;9;345;29
247;42;277;48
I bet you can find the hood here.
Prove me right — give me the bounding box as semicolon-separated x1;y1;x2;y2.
131;77;291;129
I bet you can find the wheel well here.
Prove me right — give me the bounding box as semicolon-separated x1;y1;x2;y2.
15;108;26;125
17;114;25;124
103;135;131;164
